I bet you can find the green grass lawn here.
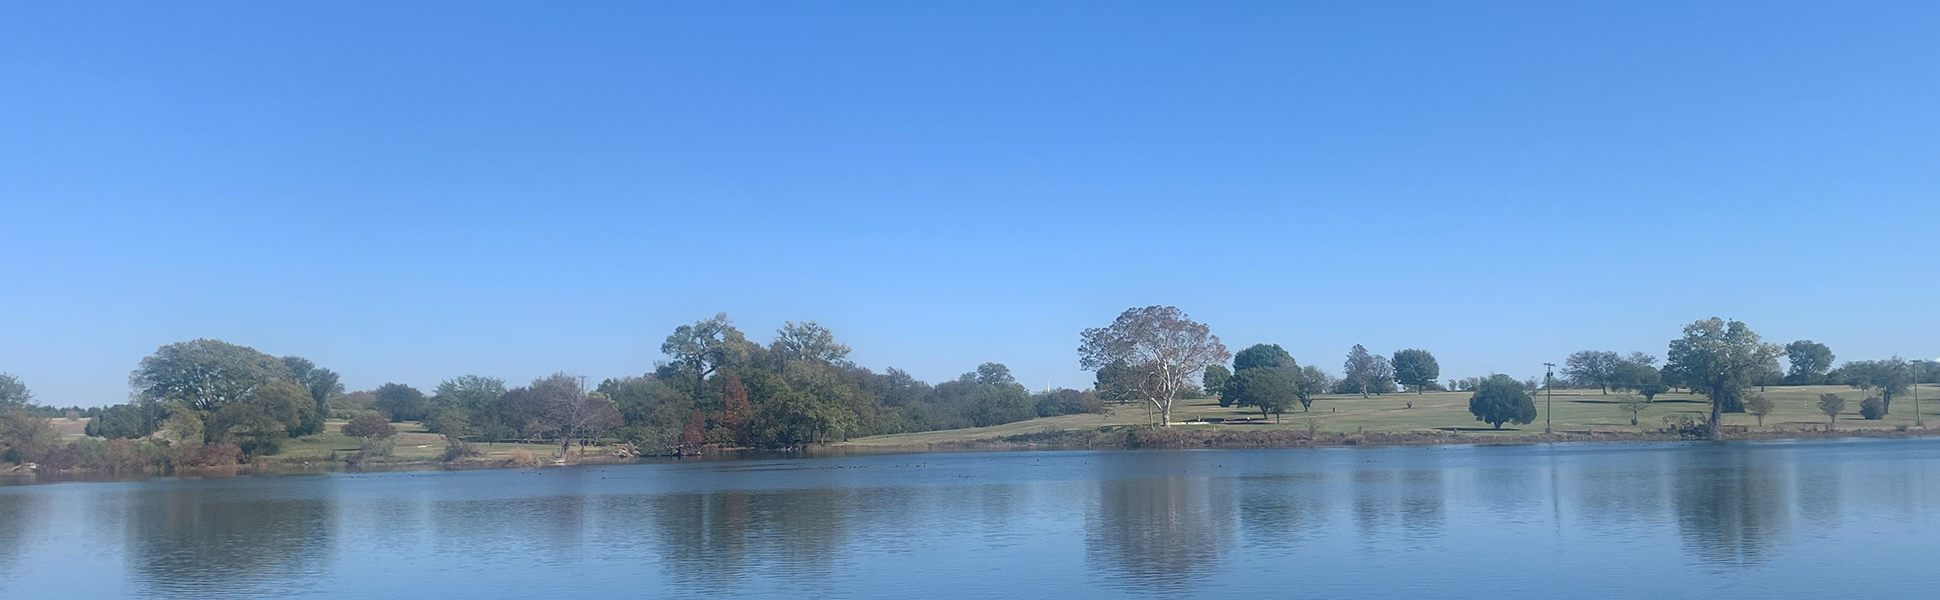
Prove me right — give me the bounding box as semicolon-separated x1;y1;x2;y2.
843;384;1940;447
267;419;563;463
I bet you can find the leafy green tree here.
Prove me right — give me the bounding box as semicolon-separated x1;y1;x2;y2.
772;321;852;368
1783;340;1835;385
1295;365;1331;412
1564;350;1621;394
662;313;754;394
133;339;294;430
280;356;342;436
1750;355;1783;392
1342;345;1381;398
0;409;59;464
428;375;506;434
372;383;429;422
1664;317;1781;439
1839;358;1912;414
211;380;311;455
1233;344;1296;372
1611;356;1668;401
1202;365;1231;406
599;375;692;447
959;364;1033;427
1033;388;1104;417
1467;374;1537;430
1078;306;1230;427
1391;349;1440;394
1225;366;1300;422
1818;393;1846;429
0;373;33;411
86;404;150;439
1745;394;1774;427
1225;344;1296;406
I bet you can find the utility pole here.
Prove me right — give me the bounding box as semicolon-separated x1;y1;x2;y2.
1543;363;1556;434
1917;359;1928;428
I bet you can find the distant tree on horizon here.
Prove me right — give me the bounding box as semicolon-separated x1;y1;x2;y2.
1564;350;1621;394
373;383;429;423
1784;340;1835;385
1839;358;1911;414
1342;345;1397;397
1391;349;1440;394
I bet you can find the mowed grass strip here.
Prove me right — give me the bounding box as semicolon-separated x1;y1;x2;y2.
842;384;1940;447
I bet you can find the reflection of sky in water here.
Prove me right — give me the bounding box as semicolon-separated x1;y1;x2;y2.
2;439;1938;599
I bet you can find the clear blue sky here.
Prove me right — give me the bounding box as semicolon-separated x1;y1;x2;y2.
4;1;1937;407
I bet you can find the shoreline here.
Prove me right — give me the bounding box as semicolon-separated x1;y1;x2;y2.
9;425;1940;486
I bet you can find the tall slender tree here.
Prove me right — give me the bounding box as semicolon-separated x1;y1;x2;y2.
1343;345;1380;398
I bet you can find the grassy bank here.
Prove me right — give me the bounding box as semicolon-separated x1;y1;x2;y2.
840;384;1940;449
253;420;591;468
26;384;1937;479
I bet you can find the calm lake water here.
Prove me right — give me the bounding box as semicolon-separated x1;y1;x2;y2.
3;439;1938;599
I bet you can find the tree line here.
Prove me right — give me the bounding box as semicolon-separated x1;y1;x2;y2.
5;307;1935;469
6;313;1105;468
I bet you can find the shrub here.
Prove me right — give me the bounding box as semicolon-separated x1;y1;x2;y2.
506;447;541;468
1661;414;1710;438
342;413;398;440
440;439;481;462
1859;396;1886;420
172;442;243;468
358;437;396;457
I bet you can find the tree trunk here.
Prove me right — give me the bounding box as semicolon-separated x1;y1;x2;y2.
1707;396;1724;440
1493;422;1502;430
1159;402;1171;427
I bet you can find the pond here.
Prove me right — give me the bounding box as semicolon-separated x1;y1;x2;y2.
2;439;1936;598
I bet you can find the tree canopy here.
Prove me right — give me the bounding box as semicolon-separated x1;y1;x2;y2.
1468;374;1537;430
1203;365;1232;406
1391;349;1440;394
133;339;292;416
0;373;33;411
1341;345;1394;397
1663;317;1780;439
373;383;429;422
1837;358;1911;414
1224;365;1300;421
1783;340;1835;385
1232;344;1295;372
1078;306;1229;427
1563;350;1621;394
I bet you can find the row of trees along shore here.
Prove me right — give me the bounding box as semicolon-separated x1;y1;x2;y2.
4;308;1936;469
1079;308;1930;440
